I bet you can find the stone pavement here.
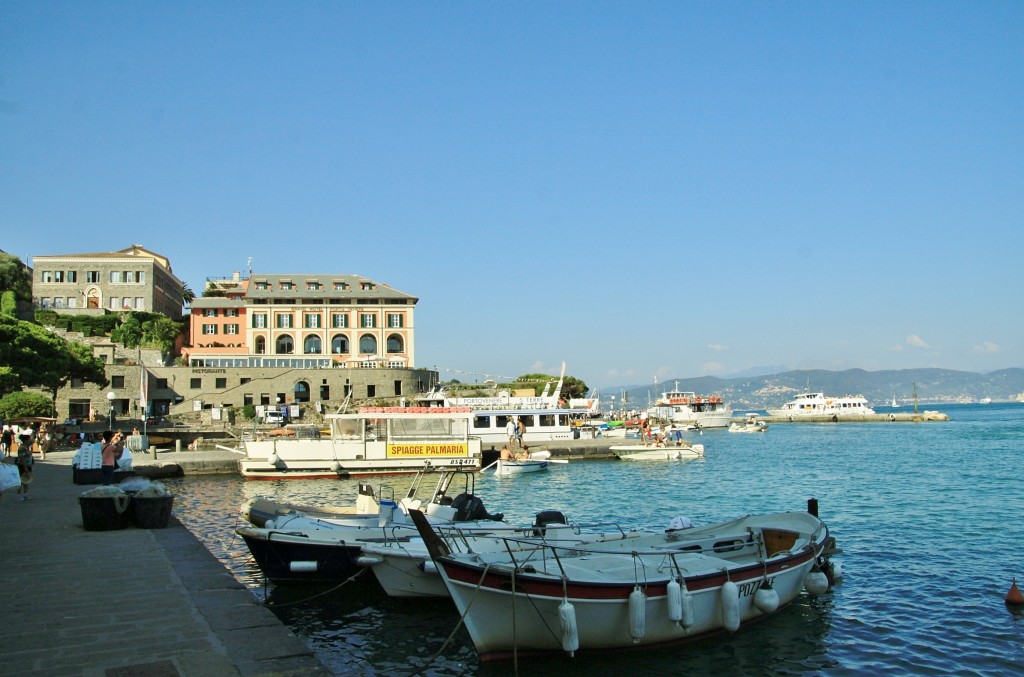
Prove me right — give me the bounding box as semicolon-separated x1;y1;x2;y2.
0;453;330;677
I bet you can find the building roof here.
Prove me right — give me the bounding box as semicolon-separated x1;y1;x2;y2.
244;274;417;302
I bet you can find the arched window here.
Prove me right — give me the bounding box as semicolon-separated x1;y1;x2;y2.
276;335;294;354
386;334;404;353
304;336;322;354
331;335;349;354
293;381;310;403
359;334;377;354
254;336;266;354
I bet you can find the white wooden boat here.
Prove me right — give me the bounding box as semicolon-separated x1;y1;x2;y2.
495;459;548;475
610;444;705;461
728;414;768;433
238;407;482;479
410;504;839;659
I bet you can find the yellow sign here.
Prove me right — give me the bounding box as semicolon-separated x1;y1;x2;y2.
387;443;469;458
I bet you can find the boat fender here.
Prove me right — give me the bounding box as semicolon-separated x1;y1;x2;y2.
330;460;341;472
721;580;740;632
629;586;646;641
289;561;318;573
418;560;438;575
1006;578;1024;608
667;579;683;622
356;555;384;567
827;560;844;583
803;564;830;595
680;583;695;629
754;579;780;614
268;453;279;465
559;599;579;655
264;518;275;530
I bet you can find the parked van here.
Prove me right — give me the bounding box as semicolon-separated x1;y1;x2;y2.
263;410;286;425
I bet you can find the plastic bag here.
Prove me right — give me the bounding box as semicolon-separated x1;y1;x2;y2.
0;464;20;492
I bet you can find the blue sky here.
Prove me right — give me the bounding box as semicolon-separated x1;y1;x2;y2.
2;2;1022;390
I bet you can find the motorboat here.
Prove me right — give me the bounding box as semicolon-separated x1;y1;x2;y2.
410;503;840;659
610;444;704;461
235;468;505;583
646;381;733;428
238;406;483;479
494;459;549;476
358;512;645;598
766;392;875;418
728;414;768;433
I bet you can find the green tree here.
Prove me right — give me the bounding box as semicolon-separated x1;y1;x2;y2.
0;391;54;418
559;376;589;400
182;283;196;305
141;316;182;353
0;251;32;304
0;316;106;400
1;290;16;317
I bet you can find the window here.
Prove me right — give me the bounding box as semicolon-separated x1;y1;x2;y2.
253;313;267;328
360;313;376;328
359;335;377;354
240;378;251;385
254;336;266;354
112;375;125;388
361;282;375;291
134;297;144;309
306;281;322;291
367;385;376;398
225;308;239;317
202;324;217;334
225;324;239;335
215;378;227;388
333;281;348;290
109;297;120;309
40;297;52;308
254;281;269;290
136;271;145;283
304;314;321;329
204;309;218;317
41;271;53;283
394;380;403;396
86;271;100;283
304;336;322;354
387;335;404;353
279;281;294;290
331;335;349;354
190;378;202;388
53;271;64;282
387;313;403;328
332;313;348;328
67;271;77;282
54;297;65;308
276;314;293;329
67;297;77;308
276;335;294;354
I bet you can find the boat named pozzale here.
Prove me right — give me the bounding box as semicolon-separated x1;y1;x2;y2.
646;381;733;428
766;392;875;418
410;504;839;659
238;407;482;479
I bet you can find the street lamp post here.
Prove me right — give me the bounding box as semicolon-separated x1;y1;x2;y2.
106;391;115;430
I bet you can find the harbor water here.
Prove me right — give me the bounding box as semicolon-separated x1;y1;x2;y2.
164;403;1024;675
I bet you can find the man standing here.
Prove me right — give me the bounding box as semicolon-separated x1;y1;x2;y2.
505;417;517;450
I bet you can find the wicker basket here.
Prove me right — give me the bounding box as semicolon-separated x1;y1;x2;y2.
79;495;131;531
131;495;175;529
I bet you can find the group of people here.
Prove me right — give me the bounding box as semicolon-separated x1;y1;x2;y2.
500;416;530;460
638;418;685;447
1;423;40;501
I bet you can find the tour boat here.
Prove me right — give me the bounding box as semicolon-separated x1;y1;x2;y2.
238;407;482;479
410;503;840;660
646;382;733;428
766;392;875;418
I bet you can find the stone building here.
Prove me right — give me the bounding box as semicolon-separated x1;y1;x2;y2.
31;244;185;319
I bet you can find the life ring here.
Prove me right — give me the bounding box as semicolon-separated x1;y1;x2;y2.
889;413;896;422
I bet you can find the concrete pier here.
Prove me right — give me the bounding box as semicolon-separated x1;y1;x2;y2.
0;453;329;677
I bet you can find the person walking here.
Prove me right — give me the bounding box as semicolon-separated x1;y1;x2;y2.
1;424;12;457
16;433;34;501
505;417;517;450
100;430;125;486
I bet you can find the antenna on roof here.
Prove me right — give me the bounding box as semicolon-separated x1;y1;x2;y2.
247;257;253;276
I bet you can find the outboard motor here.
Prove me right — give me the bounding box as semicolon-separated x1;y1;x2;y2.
451;493;504;522
533;510;567;536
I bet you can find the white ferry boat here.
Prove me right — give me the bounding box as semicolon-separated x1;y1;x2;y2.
468;408;576;449
646;381;733;428
238;407;482;479
766;392;875;418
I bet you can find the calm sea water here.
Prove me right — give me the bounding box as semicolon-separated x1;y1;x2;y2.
164;403;1024;676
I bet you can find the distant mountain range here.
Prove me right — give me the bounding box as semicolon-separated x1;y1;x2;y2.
608;368;1024;410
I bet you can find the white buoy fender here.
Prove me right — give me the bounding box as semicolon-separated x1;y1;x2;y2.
754;582;780;614
330;460;341;472
559;600;579;655
667;579;683;622
289;561;318;573
418;560;438;575
827;560;843;582
804;566;830;595
680;585;695;629
629;586;646;641
268;453;279;465
721;581;740;632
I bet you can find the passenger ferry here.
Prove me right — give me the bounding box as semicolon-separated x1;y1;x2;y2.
646;381;733;428
766;392;875;418
238;407;482;479
467;408;575;450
